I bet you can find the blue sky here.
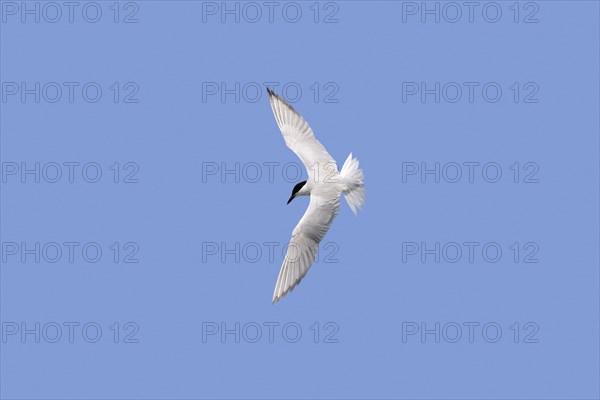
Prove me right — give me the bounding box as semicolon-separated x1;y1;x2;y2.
1;1;599;399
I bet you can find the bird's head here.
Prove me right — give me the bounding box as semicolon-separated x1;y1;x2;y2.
287;181;307;204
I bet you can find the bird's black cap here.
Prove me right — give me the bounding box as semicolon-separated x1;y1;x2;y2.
287;181;307;204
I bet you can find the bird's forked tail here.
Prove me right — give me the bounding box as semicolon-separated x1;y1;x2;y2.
340;153;365;215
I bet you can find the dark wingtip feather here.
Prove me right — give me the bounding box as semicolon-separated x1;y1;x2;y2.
265;87;300;115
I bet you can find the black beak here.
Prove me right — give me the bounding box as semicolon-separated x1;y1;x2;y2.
287;194;296;204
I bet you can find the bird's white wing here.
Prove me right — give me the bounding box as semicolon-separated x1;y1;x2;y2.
267;88;338;179
273;188;340;303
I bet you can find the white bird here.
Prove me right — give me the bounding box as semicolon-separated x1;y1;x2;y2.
267;87;365;303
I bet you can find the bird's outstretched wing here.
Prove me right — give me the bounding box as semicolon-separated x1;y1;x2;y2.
267;88;337;178
272;188;340;303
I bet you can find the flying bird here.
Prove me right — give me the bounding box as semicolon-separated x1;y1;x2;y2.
267;87;365;303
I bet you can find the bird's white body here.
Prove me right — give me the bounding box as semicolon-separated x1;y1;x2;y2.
267;88;365;302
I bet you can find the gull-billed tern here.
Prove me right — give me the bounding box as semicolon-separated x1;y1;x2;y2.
267;87;365;303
